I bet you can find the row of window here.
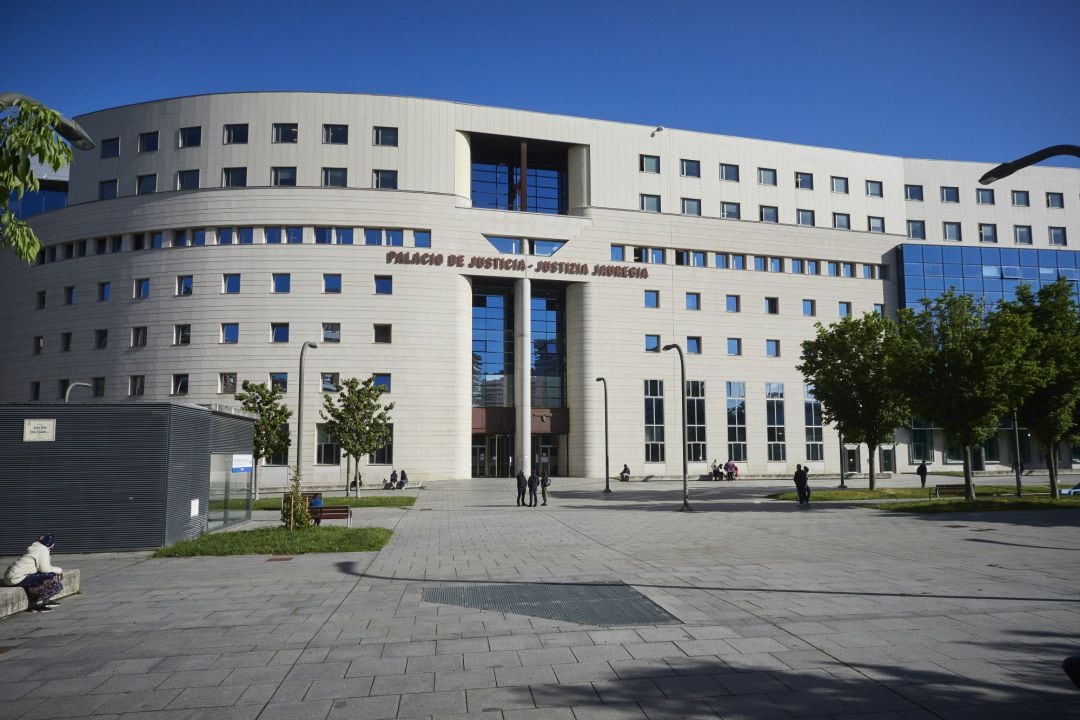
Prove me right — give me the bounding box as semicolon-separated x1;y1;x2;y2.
36;227;431;265
611;245;888;280
35;274;394;309
643;290;877;318
101;125;399;157
636;156;1070;210
652;195;893;233
99;168;398;198
907;220;1067;246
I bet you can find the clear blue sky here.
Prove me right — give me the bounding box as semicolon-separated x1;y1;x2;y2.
9;0;1080;166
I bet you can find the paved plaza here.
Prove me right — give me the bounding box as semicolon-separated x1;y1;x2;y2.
1;477;1078;720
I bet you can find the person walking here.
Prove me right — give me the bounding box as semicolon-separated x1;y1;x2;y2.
540;472;551;506
516;470;527;507
2;535;63;612
527;472;540;507
916;461;928;488
793;464;810;505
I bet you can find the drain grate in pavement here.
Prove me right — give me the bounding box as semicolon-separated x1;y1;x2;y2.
266;557;293;562
422;582;679;626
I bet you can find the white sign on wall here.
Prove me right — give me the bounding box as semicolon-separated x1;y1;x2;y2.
190;499;200;517
231;454;253;473
23;419;56;442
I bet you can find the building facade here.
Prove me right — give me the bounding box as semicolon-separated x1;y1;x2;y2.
4;92;1079;486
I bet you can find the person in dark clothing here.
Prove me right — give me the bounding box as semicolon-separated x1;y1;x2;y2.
916;461;928;488
398;470;408;489
527;472;540;507
540;473;551;506
619;464;631;482
389;470;398;488
793;464;810;505
309;494;323;525
516;470;527;506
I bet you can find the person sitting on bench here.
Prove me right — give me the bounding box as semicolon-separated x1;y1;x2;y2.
619;464;631;482
309;494;323;526
383;477;395;489
397;470;408;489
2;534;63;612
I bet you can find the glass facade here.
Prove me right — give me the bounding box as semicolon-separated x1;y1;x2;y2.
472;287;514;407
726;382;747;462
531;287;566;408
472;164;567;214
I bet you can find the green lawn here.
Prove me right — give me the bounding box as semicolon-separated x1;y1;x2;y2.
768;484;1050;502
212;496;417;511
153;526;392;557
878;496;1080;513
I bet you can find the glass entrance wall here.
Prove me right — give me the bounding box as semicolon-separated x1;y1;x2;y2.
531;286;566;408
472;433;514;477
531;434;561;476
207;452;252;531
472;287;515;407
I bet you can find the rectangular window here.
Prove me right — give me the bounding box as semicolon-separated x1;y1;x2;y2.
797;209;815;226
368;424;394;465
644;379;665;463
1012;190;1030;207
322;322;340;343
134;278;150;299
909;418;935;463
644;289;659;308
795;172;814;190
61;332;72;351
943;222;962;242
138;131;158;153
323;124;348;144
374;276;393;294
221;323;239;344
223;274;240;293
757;167;777;186
270;372;288;392
940;186;960;203
754;256;767;272
413;230;430;248
272;123;298;143
640;194;661;212
680;159;700;177
131;326;147;347
373;373;392;393
827;261;839;277
33;335;43;355
720;163;740;182
907;220;926;239
173;230;189;248
373;170;398;189
271;167;296;187
223;123;248;144
640;155;660;173
686;380;707;461
866;180;883;197
268;424;289;465
30;381;40;401
766;382;786;461
764;297;779;314
759;205;778;223
322;167;347;187
94;329;108;349
905;184;923;201
177;169;199;190
174;324;191;345
681;197;701;216
727;337;742;356
804;384;824;461
92;377;105;397
976;188;995;205
645;334;660;352
1047;192;1064;209
731;254;746;270
839;301;852;318
271;323;290;343
868;216;885;233
111;236;123;252
833;213;850;230
222;167;247;187
1014;225;1033;245
98;180;117;200
726;381;747;461
272;273;291;293
803;299;816;316
129;375;144;397
766;339;780;357
321;373;339;393
770;257;783;272
685;292;700;311
176;275;193;296
374;324;392;343
219;372;237;394
323;273;342;293
831;176;849;194
610;245;625;262
136;174;156;195
1049;227;1067;246
373;126;398;146
874;303;885;314
178;126;201;148
687;337;702;354
979;223;998;243
725;294;740;313
172;374;189;395
36;290;46;309
316;424;341;465
721;202;741;220
806;260;819;275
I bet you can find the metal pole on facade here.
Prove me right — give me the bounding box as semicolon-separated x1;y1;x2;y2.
63;382;92;402
1012;409;1024;497
296;342;318;486
662;344;690;511
596;377;611;493
838;432;847;488
979;145;1080;185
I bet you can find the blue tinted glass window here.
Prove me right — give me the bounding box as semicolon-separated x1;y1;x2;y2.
222;323;239;343
365;229;382;245
611;245;625;262
727;338;741;355
266;227;282;244
715;253;728;269
238;227;253;244
686;293;700;310
726;295;739;312
487;236;521;254
754;256;766;271
645;335;660;352
271;324;290;343
687;337;701;354
374;374;391;392
223;274;240;293
386;229;404;246
533;240;565;256
732;255;745;270
644;290;659;308
315;227;333;244
193;230;207;246
324;274;341;293
273;274;291;293
650;248;665;264
413;230;430;248
375;276;393;294
335;228;353;245
286;227;303;244
152;232;164;249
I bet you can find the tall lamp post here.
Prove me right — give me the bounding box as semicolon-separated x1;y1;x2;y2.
0;93;95;150
595;377;611;493
296;342;318;485
1012;410;1024;498
662;344;690;512
64;382;92;403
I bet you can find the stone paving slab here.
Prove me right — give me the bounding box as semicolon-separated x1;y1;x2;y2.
1;477;1078;719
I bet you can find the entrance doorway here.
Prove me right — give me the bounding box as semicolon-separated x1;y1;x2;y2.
880;447;895;473
532;434;561;476
472;433;513;477
844;448;861;474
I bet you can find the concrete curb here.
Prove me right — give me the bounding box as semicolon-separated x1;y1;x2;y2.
0;569;80;619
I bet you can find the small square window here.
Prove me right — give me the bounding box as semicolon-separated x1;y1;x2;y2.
721;202;740;220
222;167;247;187
727;338;742;356
174;324;191;345
136;174;157;194
272;123;298;143
131;326;147;347
373;170;398;189
769;257;783;272
221;323;239;344
831;176;849;194
827;262;839;277
271;167;297;187
271;323;290;343
374;324;392;343
94;329;108;349
797;209;816;226
645;334;661;352
766;339;780;357
138;131;158;153
907;220;926;239
905;184;924;201
803;299;816;317
644;290;659;308
369;373;391;394
833;213;850;230
129;375;145;397
940;186;960;203
640;154;660;173
219;373;237;394
373;126;399;146
731;254;746;270
374;276;393;295
866;180;883;197
806;260;819;275
757;167;777;186
754;256;767;272
792;259;804;274
839;301;852;318
943;222;962;242
173;230;189;248
764;297;779;314
414;230;431;248
321;373;340;392
1049;227;1067;246
1047;192;1064;209
322;323;341;343
726;295;740;313
323;124;348;144
979;223;998;243
177;169;199;190
323;274;342;293
640;194;661;212
842;262;855;278
685;292;700;311
98;180;117;200
720;163;740;182
610;245;625;262
681;198;701;216
322;167;347;187
868;216;885;233
1012;190;1030;207
680;159;700;177
976;188;995;205
795;172;814;190
178;126;201;148
687;337;702;354
759;205;778;223
270;372;288;392
272;273;291;293
223;274;240;294
64;286;75;305
176;275;193;296
223;123;248;144
172;374;189;395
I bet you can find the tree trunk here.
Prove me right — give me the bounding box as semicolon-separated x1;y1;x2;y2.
867;443;877;490
1047;443;1060;499
963;446;975;500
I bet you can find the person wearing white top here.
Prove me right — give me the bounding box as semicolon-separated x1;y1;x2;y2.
2;534;64;612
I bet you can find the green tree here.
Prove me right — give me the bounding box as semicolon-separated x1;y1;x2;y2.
895;291;1039;500
235;381;292;500
1;98;74;262
798;312;909;490
999;279;1080;498
320;376;395;489
281;467;312;530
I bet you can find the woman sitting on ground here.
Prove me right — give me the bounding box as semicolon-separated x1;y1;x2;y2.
2;534;63;613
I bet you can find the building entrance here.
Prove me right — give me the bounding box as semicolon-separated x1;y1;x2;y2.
472;433;513;477
532;434;561;476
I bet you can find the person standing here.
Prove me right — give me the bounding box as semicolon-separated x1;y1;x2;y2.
541;472;551;506
793;464;810;505
516;470;527;507
711;459;720;481
389;469;398;488
527;472;540;507
2;535;63;612
916;461;928;488
309;494;323;526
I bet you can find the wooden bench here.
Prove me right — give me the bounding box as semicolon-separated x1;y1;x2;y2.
308;506;353;527
931;484;968;499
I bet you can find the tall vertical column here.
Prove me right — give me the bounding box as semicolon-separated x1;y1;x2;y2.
515;276;532;476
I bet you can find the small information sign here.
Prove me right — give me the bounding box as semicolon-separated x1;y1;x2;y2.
231;454;253;473
23;419;56;442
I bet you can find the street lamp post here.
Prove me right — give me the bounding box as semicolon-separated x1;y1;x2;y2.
296;342;318;485
979;145;1080;185
1012;409;1024;498
662;344;690;512
595;377;611;493
0;93;95;150
63;382;92;403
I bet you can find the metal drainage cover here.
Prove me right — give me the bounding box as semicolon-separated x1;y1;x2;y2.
422;583;679;626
